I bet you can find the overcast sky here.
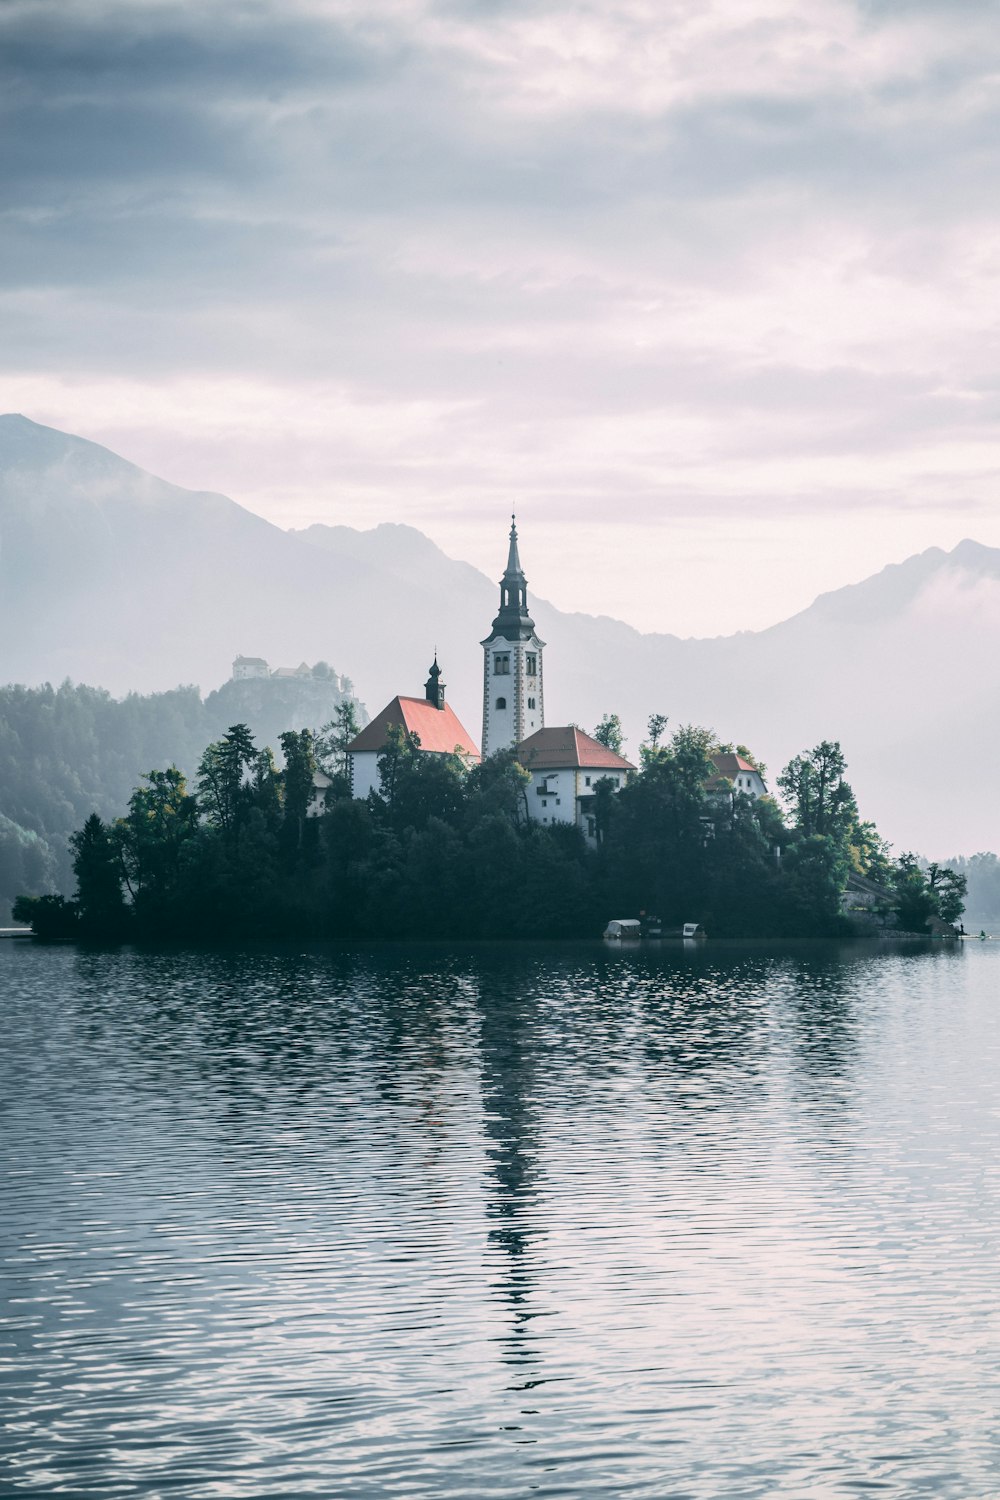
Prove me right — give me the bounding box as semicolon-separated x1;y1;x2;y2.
2;0;999;634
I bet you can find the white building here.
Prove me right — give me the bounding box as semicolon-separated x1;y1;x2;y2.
307;769;332;818
707;752;768;801
272;661;313;680
232;655;270;680
346;658;480;800
517;726;635;844
481;517;545;757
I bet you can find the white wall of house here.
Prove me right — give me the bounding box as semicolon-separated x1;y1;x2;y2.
733;769;768;798
350;750;381;801
481;638;544;757
307;770;332;818
524;767;626;843
232;658;270;680
526;767;575;827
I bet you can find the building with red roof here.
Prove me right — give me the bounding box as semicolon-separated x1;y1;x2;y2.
346;657;480;800
707;752;768;801
516;725;635;844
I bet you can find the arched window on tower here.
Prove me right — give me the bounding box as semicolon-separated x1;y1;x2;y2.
495;696;507;710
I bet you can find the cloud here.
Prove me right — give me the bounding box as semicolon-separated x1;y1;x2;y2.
0;0;999;632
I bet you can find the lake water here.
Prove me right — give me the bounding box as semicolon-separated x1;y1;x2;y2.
2;939;999;1498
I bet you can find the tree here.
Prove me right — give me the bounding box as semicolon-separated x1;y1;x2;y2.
646;713;669;750
606;723;717;920
779;834;851;934
893;857;968;931
375;724;417;813
12;893;80;941
197;723;258;837
778;741;858;841
314;700;361;788
593;714;624;756
114;766;199;916
465;749;531;828
590;775;618;847
70;813;129;938
850;819;893;884
927;863;967;925
279;729;318;856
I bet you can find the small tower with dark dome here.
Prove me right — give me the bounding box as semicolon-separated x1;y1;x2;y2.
480;516;545;757
424;653;446;710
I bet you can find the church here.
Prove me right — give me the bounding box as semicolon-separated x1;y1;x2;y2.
345;517;634;842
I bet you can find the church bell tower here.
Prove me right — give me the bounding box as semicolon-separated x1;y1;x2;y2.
481;516;545;758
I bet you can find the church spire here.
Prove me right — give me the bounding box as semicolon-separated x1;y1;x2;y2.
505;513;524;581
490;513;533;638
424;652;445;709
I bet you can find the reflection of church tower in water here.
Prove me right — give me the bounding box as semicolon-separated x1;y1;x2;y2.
481;517;545;758
477;970;543;1369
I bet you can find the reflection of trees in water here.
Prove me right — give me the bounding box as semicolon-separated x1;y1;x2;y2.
782;949;861;1098
77;946;480;1138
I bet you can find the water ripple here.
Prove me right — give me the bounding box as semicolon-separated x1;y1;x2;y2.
2;940;999;1496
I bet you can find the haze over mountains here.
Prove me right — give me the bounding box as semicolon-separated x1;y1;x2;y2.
1;414;996;855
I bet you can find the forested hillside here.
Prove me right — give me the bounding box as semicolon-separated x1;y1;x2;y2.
0;674;364;919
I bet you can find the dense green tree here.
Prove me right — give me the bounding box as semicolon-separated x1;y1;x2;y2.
278;729;318;862
314;700;361;788
593;714;624;755
892;855;967;932
13;893;79;941
779;835;852;935
778;741;858;841
70;813;130;938
465;749;531;828
606;724;717;919
197;723;258;837
115;767;199;920
645;713;669;752
926;863;968;925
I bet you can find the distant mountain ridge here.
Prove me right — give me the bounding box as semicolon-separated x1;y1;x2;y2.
1;413;997;854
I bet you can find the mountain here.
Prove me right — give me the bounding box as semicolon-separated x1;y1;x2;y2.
2;414;997;854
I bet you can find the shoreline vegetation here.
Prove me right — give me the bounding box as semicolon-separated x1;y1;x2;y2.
14;717;966;946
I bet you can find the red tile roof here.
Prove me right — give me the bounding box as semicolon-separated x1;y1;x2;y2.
707;752;767;792
711;752;757;777
517;726;635;772
347;697;480;758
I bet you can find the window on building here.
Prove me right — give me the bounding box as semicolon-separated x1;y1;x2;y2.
526;653;537;675
495;696;506;710
587;818;596;838
527;697;536;710
494;652;510;675
585;776;591;787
